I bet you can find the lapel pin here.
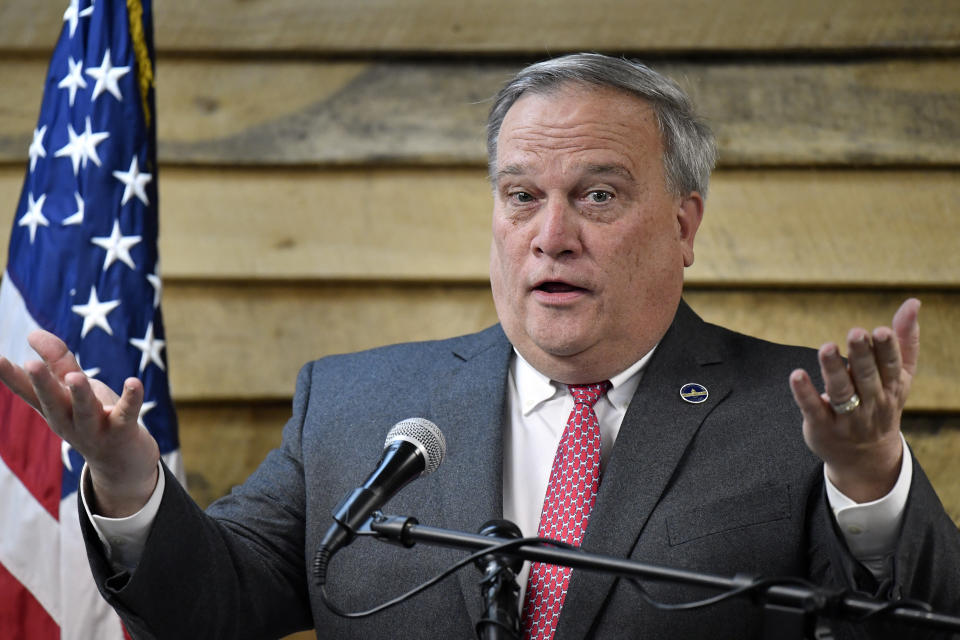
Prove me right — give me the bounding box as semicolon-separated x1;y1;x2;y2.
680;383;709;404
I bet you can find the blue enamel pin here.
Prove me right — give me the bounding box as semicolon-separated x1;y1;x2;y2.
680;383;709;404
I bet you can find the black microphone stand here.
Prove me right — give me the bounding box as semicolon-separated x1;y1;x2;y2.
363;512;960;639
474;520;523;640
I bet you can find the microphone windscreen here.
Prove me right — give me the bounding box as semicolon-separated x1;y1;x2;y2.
385;417;446;476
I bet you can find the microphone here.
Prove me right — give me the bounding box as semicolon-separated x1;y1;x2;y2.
313;417;446;586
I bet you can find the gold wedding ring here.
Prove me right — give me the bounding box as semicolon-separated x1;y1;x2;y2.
830;393;861;415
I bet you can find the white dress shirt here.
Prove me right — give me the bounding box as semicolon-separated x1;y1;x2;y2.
86;349;911;585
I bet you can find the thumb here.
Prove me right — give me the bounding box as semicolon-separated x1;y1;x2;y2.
110;377;144;427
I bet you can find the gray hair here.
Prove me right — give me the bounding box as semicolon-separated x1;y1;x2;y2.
486;53;717;199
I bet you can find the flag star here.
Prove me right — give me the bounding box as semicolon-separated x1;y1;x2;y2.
54;123;86;175
63;192;85;226
18;193;50;243
146;268;162;308
63;0;80;37
129;322;166;373
71;285;120;338
57;56;87;107
80;116;109;168
113;156;152;205
138;400;157;429
91;219;141;271
61;440;75;472
85;48;129;102
62;0;93;38
28;125;47;172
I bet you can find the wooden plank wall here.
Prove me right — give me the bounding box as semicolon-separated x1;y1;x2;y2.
1;3;958;635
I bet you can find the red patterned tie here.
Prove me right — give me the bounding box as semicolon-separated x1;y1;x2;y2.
520;381;611;640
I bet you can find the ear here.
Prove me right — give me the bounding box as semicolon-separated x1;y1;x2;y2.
677;192;704;267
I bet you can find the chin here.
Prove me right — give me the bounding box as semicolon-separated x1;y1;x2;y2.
528;329;594;359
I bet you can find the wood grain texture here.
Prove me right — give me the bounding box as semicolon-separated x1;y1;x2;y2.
177;402;291;509
163;282;499;401
3;59;959;166
1;1;959;53
903;415;960;526
158;284;960;410
1;167;958;286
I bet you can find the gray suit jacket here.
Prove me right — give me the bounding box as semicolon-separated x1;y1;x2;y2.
82;301;960;639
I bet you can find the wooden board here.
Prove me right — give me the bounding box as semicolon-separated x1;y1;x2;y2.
1;167;958;286
2;59;959;166
1;1;959;53
178;402;960;520
156;284;960;410
177;402;292;509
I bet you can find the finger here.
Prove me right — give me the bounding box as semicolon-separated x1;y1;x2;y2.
110;377;144;429
24;359;72;428
872;326;902;391
0;356;42;411
789;369;832;423
65;371;104;431
846;328;883;402
892;298;921;379
26;330;81;380
818;342;857;406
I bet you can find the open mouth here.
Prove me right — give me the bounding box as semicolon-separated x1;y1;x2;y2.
536;281;584;293
533;281;590;300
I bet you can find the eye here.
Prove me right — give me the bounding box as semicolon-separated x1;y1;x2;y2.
586;190;614;204
510;191;535;204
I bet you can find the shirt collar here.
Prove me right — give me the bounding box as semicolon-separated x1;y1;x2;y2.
511;345;658;416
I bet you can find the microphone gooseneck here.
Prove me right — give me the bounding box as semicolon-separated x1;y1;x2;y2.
313;418;446;586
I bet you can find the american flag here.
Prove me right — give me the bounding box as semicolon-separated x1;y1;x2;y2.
0;1;183;637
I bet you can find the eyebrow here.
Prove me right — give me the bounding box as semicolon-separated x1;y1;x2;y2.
494;165;526;183
583;163;635;181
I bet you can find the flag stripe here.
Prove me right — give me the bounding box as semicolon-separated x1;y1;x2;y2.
0;385;62;519
0;276;65;520
0;271;44;366
0;453;61;622
0;561;59;640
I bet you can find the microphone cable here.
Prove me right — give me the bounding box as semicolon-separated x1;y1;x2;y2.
318;536;575;619
319;535;934;627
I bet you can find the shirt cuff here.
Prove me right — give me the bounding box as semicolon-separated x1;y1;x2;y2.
80;460;165;573
824;432;912;573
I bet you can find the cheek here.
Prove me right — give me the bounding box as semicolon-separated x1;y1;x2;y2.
490;222;523;277
489;230;518;304
610;225;683;293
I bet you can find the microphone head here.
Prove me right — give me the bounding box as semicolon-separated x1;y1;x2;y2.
385;418;446;476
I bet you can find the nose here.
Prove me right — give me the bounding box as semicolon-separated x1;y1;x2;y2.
532;198;581;259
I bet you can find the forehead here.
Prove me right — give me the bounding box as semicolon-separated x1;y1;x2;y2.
495;84;664;178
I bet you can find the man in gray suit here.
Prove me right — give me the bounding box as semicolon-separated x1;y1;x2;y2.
2;54;957;639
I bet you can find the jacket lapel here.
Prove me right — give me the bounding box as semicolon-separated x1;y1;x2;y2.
427;325;513;629
556;300;733;639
